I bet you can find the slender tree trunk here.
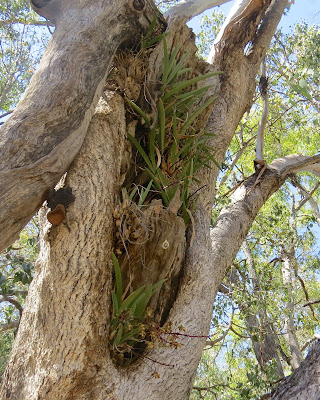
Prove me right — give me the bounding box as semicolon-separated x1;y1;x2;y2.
281;250;303;369
240;240;284;378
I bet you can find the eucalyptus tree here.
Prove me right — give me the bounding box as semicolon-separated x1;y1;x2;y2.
0;0;320;399
191;20;320;399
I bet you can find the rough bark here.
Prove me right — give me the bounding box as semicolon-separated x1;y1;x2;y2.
2;1;317;399
270;341;320;400
0;92;127;400
0;0;161;252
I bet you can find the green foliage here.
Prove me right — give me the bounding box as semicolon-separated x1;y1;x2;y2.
1;1;320;396
191;18;320;399
121;180;154;209
128;35;221;222
109;253;166;359
0;4;47;372
0;219;38;294
0;0;50;122
196;11;225;59
140;15;164;49
0;218;38;376
0;332;14;377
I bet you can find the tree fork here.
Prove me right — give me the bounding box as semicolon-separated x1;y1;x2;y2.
0;0;162;252
1;1;307;399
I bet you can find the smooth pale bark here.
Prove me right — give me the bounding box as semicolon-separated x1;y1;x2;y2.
207;0;252;62
270;153;320;177
164;0;232;22
0;0;160;252
2;1;318;399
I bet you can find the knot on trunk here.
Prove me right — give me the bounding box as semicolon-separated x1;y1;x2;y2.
131;0;145;12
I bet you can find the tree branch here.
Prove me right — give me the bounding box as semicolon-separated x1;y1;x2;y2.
208;0;251;62
250;0;289;63
0;321;19;334
206;308;234;346
164;0;232;23
269;154;320;177
0;18;54;27
290;177;320;223
0;295;23;318
270;341;320;399
255;58;269;162
303;300;320;308
301;335;320;352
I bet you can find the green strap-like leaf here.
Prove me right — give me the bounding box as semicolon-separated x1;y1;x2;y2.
114;323;123;346
128;133;156;172
179;97;216;137
112;253;122;306
119;286;146;312
126;98;151;126
162;71;223;102
138;180;153;208
119;327;141;343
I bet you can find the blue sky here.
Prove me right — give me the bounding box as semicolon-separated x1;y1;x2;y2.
188;0;320;34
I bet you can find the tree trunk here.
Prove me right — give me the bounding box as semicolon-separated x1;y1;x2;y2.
3;1;315;399
281;250;303;369
233;240;284;378
270;341;320;400
0;0;160;252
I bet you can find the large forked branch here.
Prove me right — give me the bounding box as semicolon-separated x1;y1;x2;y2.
0;0;267;253
0;0;160;252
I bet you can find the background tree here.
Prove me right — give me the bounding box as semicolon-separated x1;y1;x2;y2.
0;0;50;123
0;0;320;399
0;0;50;376
191;18;320;399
